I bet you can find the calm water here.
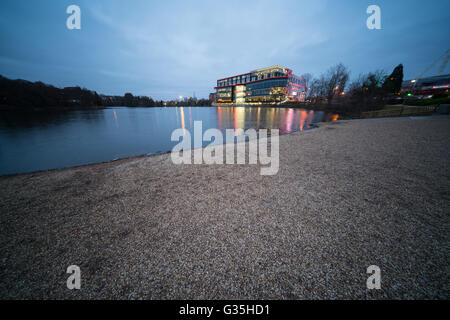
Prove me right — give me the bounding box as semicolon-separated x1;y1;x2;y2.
0;106;338;175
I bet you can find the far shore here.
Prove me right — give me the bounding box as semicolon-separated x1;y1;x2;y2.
0;104;105;111
1;116;449;299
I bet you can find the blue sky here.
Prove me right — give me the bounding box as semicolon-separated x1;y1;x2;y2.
0;0;449;100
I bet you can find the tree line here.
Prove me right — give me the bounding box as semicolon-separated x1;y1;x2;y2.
301;63;404;114
0;74;215;109
0;75;104;109
0;75;163;109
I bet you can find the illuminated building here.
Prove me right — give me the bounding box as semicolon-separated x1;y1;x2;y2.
401;74;450;96
215;65;307;104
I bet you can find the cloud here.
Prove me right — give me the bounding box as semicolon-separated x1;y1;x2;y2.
2;0;448;99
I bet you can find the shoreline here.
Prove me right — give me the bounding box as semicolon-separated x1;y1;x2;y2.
0;124;318;178
0;105;105;111
2;113;448;178
1;116;449;299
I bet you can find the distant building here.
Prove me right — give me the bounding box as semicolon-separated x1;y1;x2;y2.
401;74;449;96
214;65;307;104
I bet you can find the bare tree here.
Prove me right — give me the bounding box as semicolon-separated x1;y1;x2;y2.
323;63;350;104
300;73;313;97
347;70;387;111
307;63;350;105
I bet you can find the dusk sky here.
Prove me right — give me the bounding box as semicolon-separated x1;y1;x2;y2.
0;0;449;100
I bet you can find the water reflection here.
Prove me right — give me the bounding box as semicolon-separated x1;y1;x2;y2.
284;108;293;133
180;106;186;135
0;106;338;175
215;107;336;135
233;107;245;135
217;106;223;130
189;107;193;129
256;107;260;129
113;109;119;128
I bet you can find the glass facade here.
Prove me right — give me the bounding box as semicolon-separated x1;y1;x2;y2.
215;66;306;104
216;87;233;103
246;79;288;94
235;85;246;104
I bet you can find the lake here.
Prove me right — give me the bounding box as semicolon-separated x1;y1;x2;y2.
0;106;338;175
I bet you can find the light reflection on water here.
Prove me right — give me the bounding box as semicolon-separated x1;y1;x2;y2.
0;106;338;175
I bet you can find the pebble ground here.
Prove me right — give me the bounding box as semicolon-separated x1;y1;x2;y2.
0;117;449;299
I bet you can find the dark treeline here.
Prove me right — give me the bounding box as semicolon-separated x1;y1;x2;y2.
101;93;158;107
0;75;103;109
0;74;214;110
102;94;212;107
301;63;405;115
165;98;211;106
0;75;163;109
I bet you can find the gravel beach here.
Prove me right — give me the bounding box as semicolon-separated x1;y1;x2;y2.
0;116;449;299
